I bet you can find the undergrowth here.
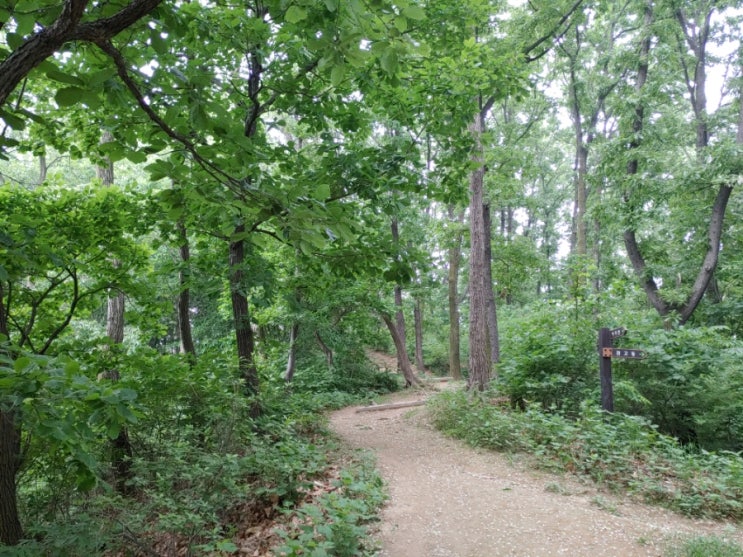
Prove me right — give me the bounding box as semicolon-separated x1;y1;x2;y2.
428;390;743;521
2;348;396;556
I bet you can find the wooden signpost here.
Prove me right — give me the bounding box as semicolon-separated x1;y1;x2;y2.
598;327;645;412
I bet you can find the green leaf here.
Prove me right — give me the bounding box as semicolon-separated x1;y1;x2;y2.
330;64;346;87
394;16;408;33
323;0;338;11
380;48;399;76
313;183;330;200
55;87;87;107
45;69;85;86
0;110;25;131
402;5;425;20
14;357;32;372
285;6;307;23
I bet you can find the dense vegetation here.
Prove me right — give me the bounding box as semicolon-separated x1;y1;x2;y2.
1;0;742;553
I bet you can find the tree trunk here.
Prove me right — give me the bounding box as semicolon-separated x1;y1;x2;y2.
467;108;491;391
176;221;196;358
38;154;47;185
380;313;422;388
284;323;299;382
315;331;333;367
447;208;464;381
0;410;22;546
390;217;408;371
482;203;500;371
99;130;133;495
0;0;164;110
229;227;260;417
413;297;424;373
0;282;23;546
624;3;734;326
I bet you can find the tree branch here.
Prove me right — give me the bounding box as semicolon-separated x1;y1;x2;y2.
0;0;162;109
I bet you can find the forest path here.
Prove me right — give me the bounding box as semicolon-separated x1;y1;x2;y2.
329;387;743;557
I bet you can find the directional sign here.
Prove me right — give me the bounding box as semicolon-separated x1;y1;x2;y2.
603;347;646;359
610;327;627;339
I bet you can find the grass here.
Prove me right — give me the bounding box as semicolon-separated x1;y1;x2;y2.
665;535;743;557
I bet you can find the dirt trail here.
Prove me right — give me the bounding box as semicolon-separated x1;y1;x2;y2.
330;388;742;557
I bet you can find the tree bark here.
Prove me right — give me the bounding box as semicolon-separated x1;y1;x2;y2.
483;203;500;371
0;0;163;110
390;217;408;371
0;296;22;544
624;3;734;325
467;108;491;391
98;130;133;495
176;221;196;358
413;297;425;373
315;331;333;367
229;228;260;417
284;323;299;382
0;409;22;546
381;313;422;388
447;208;464;381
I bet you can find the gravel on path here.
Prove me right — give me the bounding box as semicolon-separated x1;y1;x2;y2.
330;390;742;557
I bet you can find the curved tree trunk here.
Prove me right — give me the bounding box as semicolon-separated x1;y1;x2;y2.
624;3;735;326
315;331;334;367
381;313;422;388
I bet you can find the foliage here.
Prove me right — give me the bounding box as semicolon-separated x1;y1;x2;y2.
274;454;385;557
0;346;139;494
497;301;598;413
665;536;743;557
429;389;743;520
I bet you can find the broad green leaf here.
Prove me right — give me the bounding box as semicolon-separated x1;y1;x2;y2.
330;64;346;87
285;6;307;23
323;0;337;11
55;87;87;107
402;5;425;20
314;183;330;200
45;69;85;86
380;48;399;76
0;110;25;130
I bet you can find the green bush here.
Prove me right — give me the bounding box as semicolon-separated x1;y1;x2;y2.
498;302;597;414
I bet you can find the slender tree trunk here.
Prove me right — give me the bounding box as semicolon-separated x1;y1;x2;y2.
38;154;47;185
468;108;491;391
176;221;196;358
413;297;424;373
284;323;299;382
483;203;499;371
381;313;422;388
390;217;408;370
229;227;260;417
447;209;464;380
98;130;133;494
315;331;333;367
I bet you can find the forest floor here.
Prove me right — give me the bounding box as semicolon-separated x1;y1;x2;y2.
330;354;743;557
